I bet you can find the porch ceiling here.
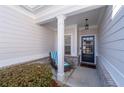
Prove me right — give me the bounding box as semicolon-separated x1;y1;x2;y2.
42;6;106;30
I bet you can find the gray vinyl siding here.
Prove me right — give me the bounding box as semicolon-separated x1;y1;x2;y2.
0;6;55;67
98;5;124;86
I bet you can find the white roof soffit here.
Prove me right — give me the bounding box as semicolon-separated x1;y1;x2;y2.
7;5;52;19
20;5;49;14
7;5;36;19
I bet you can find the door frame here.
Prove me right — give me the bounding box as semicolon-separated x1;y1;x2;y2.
79;34;97;65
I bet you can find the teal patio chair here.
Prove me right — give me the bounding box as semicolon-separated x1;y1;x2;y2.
50;51;72;72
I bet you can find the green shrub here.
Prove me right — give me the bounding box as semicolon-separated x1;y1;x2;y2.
0;63;53;87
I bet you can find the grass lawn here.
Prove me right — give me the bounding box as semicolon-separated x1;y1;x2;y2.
0;63;59;87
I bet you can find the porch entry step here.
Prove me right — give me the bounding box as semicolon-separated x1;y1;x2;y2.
80;62;96;69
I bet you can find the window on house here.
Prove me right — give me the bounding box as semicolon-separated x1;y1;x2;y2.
64;35;71;55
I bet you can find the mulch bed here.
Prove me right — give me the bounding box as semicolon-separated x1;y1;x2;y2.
0;63;59;87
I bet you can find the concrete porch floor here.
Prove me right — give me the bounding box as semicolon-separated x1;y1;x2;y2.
66;66;101;87
52;66;101;87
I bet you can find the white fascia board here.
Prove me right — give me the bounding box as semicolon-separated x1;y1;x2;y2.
35;5;67;17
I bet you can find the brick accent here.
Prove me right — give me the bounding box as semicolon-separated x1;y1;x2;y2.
96;57;117;87
65;56;79;67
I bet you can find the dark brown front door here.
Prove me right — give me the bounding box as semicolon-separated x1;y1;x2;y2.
81;36;95;64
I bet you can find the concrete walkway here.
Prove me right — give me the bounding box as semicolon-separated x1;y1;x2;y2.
64;66;101;87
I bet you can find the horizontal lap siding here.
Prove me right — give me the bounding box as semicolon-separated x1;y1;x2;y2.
0;6;55;66
98;5;124;86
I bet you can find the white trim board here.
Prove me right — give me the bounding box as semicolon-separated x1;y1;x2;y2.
0;53;48;67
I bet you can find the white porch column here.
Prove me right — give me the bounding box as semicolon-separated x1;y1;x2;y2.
57;15;65;81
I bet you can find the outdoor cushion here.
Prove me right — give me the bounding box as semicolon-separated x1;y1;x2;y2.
50;51;70;67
